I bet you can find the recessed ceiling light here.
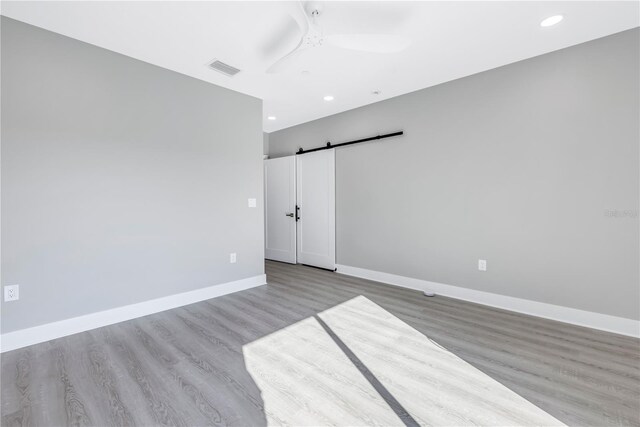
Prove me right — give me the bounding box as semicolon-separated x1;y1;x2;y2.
323;95;334;101
540;15;563;27
267;116;276;121
372;90;381;96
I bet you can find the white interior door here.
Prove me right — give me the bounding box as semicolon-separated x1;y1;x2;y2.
264;156;297;263
296;149;336;270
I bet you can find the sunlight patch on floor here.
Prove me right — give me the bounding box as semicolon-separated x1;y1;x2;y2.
243;296;565;426
242;315;402;426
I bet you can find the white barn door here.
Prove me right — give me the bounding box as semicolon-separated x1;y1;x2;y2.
264;156;297;264
296;149;336;270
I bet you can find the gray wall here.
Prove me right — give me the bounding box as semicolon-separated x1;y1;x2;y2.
263;132;270;156
269;28;640;320
1;17;264;333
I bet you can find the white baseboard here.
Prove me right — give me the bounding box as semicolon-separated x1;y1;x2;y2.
0;274;267;353
336;265;640;338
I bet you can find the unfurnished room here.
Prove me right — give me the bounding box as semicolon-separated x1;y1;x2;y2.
0;1;639;426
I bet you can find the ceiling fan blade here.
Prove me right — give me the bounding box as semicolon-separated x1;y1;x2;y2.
266;40;311;74
326;34;411;53
260;13;306;60
265;2;314;74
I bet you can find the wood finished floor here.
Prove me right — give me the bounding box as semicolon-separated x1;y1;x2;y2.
1;261;639;426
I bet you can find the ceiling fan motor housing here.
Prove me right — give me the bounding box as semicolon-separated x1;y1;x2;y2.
303;1;325;47
304;1;324;17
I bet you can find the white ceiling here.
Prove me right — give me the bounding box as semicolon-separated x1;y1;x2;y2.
2;1;638;132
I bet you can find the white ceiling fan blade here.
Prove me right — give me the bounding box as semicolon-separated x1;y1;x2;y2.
266;2;314;74
326;34;411;53
260;13;306;60
266;40;311;74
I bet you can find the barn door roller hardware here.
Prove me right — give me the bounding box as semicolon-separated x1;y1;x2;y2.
296;131;403;155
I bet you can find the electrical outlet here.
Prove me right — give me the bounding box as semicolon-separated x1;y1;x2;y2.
4;285;19;302
248;198;257;208
230;253;237;264
478;259;487;271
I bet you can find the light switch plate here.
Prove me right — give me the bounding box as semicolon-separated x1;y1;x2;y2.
478;259;487;271
230;253;237;264
248;198;257;208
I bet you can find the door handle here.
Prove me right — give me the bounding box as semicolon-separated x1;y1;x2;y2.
285;213;294;217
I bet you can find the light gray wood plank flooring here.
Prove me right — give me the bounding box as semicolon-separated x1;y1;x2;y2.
2;261;639;426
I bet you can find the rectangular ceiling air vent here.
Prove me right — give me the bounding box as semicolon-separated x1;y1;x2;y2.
208;59;241;77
